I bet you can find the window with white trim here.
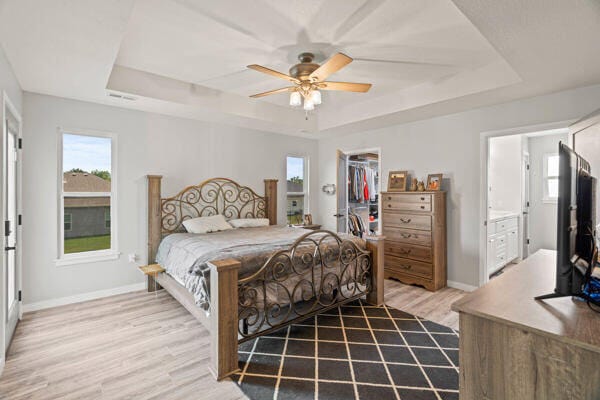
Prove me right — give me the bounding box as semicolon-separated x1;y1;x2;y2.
286;156;308;225
543;153;559;202
59;132;116;260
64;213;72;231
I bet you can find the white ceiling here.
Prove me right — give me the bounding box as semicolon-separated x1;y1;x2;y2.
1;0;600;136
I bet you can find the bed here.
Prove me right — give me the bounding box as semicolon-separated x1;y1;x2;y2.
146;176;385;380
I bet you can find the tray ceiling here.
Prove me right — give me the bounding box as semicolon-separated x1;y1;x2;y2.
1;0;600;136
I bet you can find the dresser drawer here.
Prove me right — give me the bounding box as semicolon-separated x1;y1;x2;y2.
385;241;432;263
383;193;431;204
384;201;431;212
385;255;433;278
382;227;432;246
382;213;432;231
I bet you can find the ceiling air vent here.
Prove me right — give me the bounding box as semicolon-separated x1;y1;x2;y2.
107;92;137;101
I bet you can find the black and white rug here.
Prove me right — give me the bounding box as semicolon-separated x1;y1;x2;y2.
233;300;459;400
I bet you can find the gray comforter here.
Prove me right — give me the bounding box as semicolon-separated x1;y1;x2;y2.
155;226;365;314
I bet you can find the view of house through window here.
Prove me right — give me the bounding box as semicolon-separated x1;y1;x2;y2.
286;156;307;225
62;133;112;254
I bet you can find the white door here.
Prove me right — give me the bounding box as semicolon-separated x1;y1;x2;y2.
335;150;348;233
486;235;497;274
4;112;20;351
522;153;530;259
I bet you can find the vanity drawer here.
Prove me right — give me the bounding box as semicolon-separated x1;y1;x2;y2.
385;241;432;263
495;217;518;232
382;227;432;246
385;256;433;278
382;213;432;231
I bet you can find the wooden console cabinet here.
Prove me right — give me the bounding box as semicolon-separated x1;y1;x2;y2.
381;191;447;291
452;250;600;399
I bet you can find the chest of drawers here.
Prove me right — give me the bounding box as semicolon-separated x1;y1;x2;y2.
381;191;447;291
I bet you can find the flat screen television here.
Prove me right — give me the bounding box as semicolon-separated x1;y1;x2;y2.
536;142;597;302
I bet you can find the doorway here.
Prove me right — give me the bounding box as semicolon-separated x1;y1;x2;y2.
483;126;569;283
336;148;381;236
3;94;21;353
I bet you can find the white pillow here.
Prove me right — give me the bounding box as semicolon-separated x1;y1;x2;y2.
182;215;233;234
228;218;270;228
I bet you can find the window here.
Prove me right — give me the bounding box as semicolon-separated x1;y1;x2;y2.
59;131;117;263
543;153;559;202
286;156;308;225
104;208;111;229
64;213;72;231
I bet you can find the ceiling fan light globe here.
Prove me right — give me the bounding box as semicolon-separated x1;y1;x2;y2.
303;98;315;111
289;91;302;107
311;90;322;105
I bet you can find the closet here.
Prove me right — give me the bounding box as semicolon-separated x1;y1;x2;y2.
336;151;379;237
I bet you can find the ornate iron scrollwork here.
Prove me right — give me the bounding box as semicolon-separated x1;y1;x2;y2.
238;230;372;340
160;178;267;234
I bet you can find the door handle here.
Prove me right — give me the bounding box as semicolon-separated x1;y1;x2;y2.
5;246;15;251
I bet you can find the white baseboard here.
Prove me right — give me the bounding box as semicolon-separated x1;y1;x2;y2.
447;280;478;292
22;282;145;313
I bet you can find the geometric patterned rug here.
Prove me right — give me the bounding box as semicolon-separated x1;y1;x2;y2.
233;299;459;400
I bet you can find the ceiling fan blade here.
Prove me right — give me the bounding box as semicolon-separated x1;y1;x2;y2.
249;87;295;98
319;81;372;93
309;53;353;82
247;64;300;84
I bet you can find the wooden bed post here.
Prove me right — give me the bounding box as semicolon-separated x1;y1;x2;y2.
365;235;385;306
147;175;163;292
264;179;278;225
207;258;242;380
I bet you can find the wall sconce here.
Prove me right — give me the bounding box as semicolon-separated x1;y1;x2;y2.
322;184;336;195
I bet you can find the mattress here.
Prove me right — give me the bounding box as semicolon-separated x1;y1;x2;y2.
155;225;366;314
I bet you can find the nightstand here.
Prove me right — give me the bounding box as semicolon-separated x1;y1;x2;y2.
301;224;322;230
139;264;165;292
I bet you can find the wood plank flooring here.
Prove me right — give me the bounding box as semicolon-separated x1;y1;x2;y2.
0;280;464;399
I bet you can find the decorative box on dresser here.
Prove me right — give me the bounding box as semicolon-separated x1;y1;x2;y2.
381;191;447;291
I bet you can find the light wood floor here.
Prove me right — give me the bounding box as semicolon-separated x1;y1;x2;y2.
0;280;464;400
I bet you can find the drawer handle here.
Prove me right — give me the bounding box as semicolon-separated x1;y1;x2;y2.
400;218;412;223
388;204;392;208
420;197;425;201
401;233;412;238
401;264;412;270
420;206;425;209
388;196;392;200
400;248;412;255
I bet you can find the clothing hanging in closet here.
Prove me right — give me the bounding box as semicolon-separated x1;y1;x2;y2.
348;165;378;203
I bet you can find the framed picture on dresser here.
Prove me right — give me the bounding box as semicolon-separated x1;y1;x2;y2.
388;170;408;191
426;173;443;191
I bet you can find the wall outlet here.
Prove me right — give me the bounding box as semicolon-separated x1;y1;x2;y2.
128;253;138;263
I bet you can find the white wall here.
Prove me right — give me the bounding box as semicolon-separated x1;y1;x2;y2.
0;44;22;368
22;93;318;306
317;84;600;288
528;132;568;253
488;135;522;213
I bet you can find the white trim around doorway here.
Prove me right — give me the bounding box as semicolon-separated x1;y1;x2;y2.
478;120;575;287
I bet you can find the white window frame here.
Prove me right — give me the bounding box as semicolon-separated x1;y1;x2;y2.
286;155;309;224
56;128;119;266
543;152;559;203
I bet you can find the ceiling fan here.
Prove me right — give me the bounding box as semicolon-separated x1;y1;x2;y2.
247;52;371;111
